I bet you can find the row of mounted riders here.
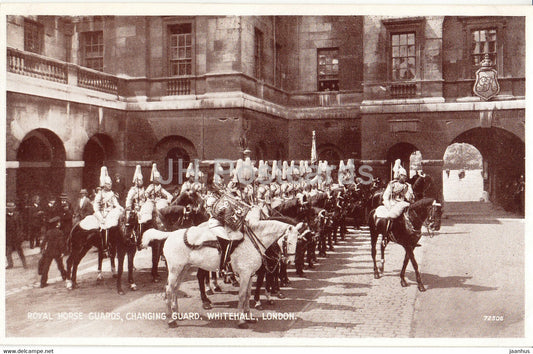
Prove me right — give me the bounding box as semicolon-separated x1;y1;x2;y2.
15;179;442;328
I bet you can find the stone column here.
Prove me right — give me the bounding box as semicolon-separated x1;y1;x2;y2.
64;161;85;203
421;159;444;203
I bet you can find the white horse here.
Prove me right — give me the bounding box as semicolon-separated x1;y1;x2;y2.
141;206;300;328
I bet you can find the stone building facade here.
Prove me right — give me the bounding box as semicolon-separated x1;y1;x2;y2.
6;15;525;206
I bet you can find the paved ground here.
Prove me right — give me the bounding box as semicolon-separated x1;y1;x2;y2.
5;202;524;338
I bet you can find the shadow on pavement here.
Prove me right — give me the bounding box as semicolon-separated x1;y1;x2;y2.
406;272;498;292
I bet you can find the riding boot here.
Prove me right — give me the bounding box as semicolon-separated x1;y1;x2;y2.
217;237;230;277
386;219;393;242
101;230;108;258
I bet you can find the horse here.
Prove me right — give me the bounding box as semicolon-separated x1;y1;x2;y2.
368;198;442;292
65;222;120;290
141;206;300;329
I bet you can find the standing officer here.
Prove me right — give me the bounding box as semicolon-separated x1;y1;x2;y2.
73;189;93;225
38;216;67;287
59;193;73;239
28;195;44;249
6;202;27;269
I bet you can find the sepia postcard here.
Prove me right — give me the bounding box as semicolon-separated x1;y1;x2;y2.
0;2;531;353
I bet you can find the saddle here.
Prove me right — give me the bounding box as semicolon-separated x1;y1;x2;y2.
182;226;244;252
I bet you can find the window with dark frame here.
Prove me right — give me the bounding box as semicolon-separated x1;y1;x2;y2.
169;23;192;77
81;31;104;71
317;48;339;92
24;19;44;54
391;32;416;81
471;28;497;67
254;28;264;80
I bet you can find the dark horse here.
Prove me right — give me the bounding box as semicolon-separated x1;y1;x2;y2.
66;221;124;293
368;198;442;292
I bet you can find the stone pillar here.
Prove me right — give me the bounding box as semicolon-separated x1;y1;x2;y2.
6;162;18;203
64;162;84;204
421;159;444;203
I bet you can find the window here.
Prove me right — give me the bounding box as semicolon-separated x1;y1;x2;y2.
382;17;424;84
391;32;416;81
169;23;192;76
24;19;44;54
471;28;497;67
254;28;264;80
317;48;339;91
81;31;104;71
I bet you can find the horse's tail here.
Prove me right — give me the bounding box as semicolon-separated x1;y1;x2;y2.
141;228;170;249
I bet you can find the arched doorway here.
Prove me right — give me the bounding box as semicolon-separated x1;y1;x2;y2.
450;127;524;212
318;144;342;163
442;143;484;202
82;134;115;193
154;136;197;187
166;147;190;186
16;129;66;201
386;142;421;180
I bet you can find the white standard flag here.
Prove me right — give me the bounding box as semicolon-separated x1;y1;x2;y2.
311;131;318;164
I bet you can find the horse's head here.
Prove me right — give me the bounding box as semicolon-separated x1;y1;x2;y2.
427;200;442;231
121;210;143;249
283;222;302;264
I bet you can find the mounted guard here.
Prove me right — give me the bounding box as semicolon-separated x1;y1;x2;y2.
377;159;415;242
126;165;147;224
90;166;124;256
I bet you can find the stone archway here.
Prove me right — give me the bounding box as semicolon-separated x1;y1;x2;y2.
82;134;115;193
16;128;66;201
153;136;198;187
450;127;524;211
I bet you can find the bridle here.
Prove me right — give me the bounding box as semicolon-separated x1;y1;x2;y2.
243;222;297;273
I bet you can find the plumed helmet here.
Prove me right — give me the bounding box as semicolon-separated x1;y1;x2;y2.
100;166;111;187
271;160;279;180
282;161;289;180
339;160;346;173
186;163;195;178
150;163;161;183
240;157;254;182
132;165;143;184
393;159;407;179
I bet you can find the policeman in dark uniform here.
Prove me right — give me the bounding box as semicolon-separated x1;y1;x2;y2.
6;202;27;269
38;216;67;288
59;193;73;238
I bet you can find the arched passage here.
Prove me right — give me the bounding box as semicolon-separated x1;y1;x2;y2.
16;129;66;201
82;134;115;192
318;144;342;163
450;127;524;211
386;142;421;180
154;136;198;187
442;143;484;202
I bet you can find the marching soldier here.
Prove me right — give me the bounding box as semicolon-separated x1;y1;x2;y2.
6;202;27;269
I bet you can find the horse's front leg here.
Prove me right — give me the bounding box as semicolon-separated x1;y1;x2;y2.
407;247;426;292
116;247;125;295
370;231;380;279
197;269;212;309
167;265;185;328
110;246;117;278
379;234;386;275
400;251;410;287
151;242;161;283
236;271;255;329
210;271;222;293
128;248;137;291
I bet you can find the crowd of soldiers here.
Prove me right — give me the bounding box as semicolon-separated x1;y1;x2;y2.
6;156;392;290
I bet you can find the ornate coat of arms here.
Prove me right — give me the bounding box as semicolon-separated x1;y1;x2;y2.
473;54;500;101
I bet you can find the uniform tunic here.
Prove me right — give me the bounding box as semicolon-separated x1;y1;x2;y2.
381;180;414;218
